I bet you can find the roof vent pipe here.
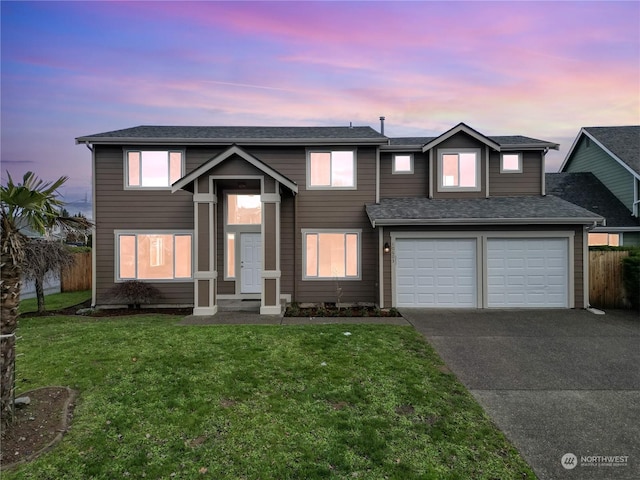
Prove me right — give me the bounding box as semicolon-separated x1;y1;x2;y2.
379;116;385;135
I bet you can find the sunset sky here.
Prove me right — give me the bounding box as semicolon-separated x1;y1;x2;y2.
1;1;638;205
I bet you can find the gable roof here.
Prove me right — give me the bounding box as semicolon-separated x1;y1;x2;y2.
546;172;640;230
76;125;388;146
561;126;640;177
386;132;558;151
421;122;501;152
172;145;298;194
365;195;603;227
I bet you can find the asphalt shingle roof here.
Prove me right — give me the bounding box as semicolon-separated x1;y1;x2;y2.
546;172;640;228
389;135;554;147
583;126;640;174
366;196;603;226
77;125;387;141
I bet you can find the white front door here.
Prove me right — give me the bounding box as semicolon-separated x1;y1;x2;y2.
240;233;262;294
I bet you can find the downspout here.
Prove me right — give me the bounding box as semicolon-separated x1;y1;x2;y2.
293;193;298;302
541;149;548;196
85;142;97;308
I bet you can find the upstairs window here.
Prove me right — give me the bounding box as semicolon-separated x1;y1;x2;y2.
438;149;480;191
126;150;184;188
501;153;522;173
307;150;356;189
393;154;413;174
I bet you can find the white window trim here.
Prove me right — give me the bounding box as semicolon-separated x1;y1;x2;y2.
392;154;414;174
500;152;523;173
223;191;261;281
437;148;481;192
306;149;357;190
301;228;362;281
123;149;185;190
114;230;194;282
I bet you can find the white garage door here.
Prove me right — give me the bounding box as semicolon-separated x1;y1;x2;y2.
487;238;568;307
395;239;476;307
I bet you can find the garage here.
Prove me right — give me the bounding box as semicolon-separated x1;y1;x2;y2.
487;238;568;308
394;236;570;309
395;238;477;307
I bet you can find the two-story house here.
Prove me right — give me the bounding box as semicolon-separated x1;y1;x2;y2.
556;126;640;246
76;122;602;314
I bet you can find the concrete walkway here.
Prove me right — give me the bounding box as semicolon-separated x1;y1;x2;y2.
401;308;640;480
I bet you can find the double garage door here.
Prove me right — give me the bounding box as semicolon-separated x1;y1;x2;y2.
395;237;569;308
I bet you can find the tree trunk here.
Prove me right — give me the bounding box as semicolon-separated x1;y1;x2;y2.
35;277;45;313
1;249;21;428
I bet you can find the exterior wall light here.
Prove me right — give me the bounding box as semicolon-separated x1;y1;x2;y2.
383;242;390;254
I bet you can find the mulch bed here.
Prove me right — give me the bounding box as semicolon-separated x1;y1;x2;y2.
0;386;76;470
285;303;401;317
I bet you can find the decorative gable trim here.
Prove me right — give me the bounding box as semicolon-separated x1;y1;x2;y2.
561;128;640;180
171;144;298;194
422;123;501;153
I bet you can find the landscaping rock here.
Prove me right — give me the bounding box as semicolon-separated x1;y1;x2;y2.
14;396;31;408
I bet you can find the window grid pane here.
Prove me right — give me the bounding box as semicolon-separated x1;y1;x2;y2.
127;152;141;186
227;233;236;278
227;194;261;225
175;235;192;278
310;152;331;186
394;155;411;172
306;234;318;277
119;235;136;278
502;154;520;171
458;153;477;187
331;151;355;187
169;152;183;184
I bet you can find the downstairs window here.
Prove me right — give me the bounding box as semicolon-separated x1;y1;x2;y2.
116;232;192;280
303;230;360;280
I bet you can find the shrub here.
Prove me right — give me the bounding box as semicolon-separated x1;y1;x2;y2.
622;256;640;310
106;281;161;309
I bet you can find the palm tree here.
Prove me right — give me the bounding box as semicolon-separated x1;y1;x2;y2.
1;172;90;427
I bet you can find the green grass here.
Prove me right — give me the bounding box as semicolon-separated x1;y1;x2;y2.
6;314;536;479
19;290;91;315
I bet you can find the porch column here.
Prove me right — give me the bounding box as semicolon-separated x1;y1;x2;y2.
261;178;281;314
193;175;218;315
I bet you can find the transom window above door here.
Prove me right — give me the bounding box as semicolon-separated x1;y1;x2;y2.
227;194;261;225
125;150;184;188
307;150;356;189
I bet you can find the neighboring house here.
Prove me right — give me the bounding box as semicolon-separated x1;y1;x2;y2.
547;172;640;246
560;126;640;246
76;122;602;313
17;219;62;299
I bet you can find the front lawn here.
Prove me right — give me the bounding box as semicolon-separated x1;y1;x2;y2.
18;290;91;315
5;314;536;479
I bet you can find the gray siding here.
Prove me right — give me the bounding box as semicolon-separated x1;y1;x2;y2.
489;151;542;195
94;145;194;306
566;136;635;211
622;232;640;246
379;152;428;198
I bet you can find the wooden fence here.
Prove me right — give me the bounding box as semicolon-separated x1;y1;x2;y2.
589;250;629;309
61;252;92;292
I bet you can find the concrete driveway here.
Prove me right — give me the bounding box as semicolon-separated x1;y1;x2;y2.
401;308;640;480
